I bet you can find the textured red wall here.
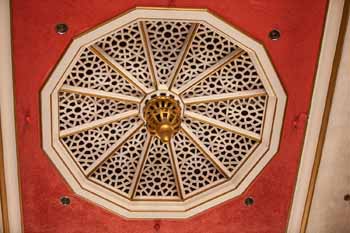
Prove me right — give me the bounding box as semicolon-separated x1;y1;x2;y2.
11;0;327;232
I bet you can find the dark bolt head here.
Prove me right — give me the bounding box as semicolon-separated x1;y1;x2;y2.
60;196;71;205
244;197;254;206
56;23;68;35
344;194;350;202
269;29;281;40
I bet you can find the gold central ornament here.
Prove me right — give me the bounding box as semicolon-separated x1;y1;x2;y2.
143;95;182;143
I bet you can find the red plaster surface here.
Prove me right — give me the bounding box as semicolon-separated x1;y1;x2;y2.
11;0;327;232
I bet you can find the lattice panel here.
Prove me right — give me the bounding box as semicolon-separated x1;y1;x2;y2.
96;22;154;89
182;52;264;98
173;24;238;89
63;48;144;98
135;137;179;199
173;131;226;196
186;96;267;135
60;116;140;170
145;21;192;85
58;91;138;131
184;117;258;174
90;127;148;196
42;9;285;217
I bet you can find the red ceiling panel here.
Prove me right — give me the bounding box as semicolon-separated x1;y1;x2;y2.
11;0;327;232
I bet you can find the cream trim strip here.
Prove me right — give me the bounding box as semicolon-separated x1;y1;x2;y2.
287;1;345;232
90;45;153;94
184;110;261;141
176;48;244;94
59;110;139;137
183;89;266;104
0;0;23;232
85;121;143;176
60;85;142;103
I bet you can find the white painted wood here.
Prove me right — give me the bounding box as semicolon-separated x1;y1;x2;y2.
287;1;346;232
167;141;186;199
60;85;141;103
130;134;152;198
184;110;261;140
59;110;139;137
90;45;153;94
167;24;199;88
41;8;286;218
85;121;143;175
306;9;350;233
139;21;160;89
0;0;23;231
175;48;244;94
183;89;266;104
181;124;231;178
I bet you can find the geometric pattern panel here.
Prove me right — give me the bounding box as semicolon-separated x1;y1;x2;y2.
182;52;264;98
63;47;144;98
173;131;226;196
41;8;286;218
89;127;148;196
58;91;138;131
60;116;141;171
135;137;179;199
183;117;258;174
186;96;267;135
172;24;238;89
96;22;154;89
146;20;192;85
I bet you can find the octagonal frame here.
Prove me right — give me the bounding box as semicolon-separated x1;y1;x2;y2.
41;7;286;218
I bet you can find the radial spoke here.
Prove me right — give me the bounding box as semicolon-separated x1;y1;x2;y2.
167;24;199;89
181;124;230;178
59;110;139;137
167;141;185;200
183;89;266;104
130;134;153;199
175;48;244;94
85;121;143;176
60;85;142;103
139;21;159;89
89;45;152;94
184;110;261;141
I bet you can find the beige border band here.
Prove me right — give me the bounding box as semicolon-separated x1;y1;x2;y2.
286;0;346;232
0;0;23;232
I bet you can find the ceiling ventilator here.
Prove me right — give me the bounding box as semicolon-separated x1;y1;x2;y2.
41;8;286;218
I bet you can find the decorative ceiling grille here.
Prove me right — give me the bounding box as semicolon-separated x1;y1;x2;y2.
41;8;286;218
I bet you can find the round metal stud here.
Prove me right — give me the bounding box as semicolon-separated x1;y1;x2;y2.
344;194;350;202
56;23;68;35
244;197;254;206
60;196;71;205
269;29;281;40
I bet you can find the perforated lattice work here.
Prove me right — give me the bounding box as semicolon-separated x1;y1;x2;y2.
182;52;264;98
58;92;138;131
42;9;286;218
173;131;225;196
89;127;148;196
55;18;268;199
172;24;238;89
135;137;179;199
186;96;267;135
184;117;258;174
63;48;143;98
96;22;154;89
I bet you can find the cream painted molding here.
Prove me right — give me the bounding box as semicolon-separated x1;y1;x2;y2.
41;8;286;218
0;0;23;232
287;0;345;232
